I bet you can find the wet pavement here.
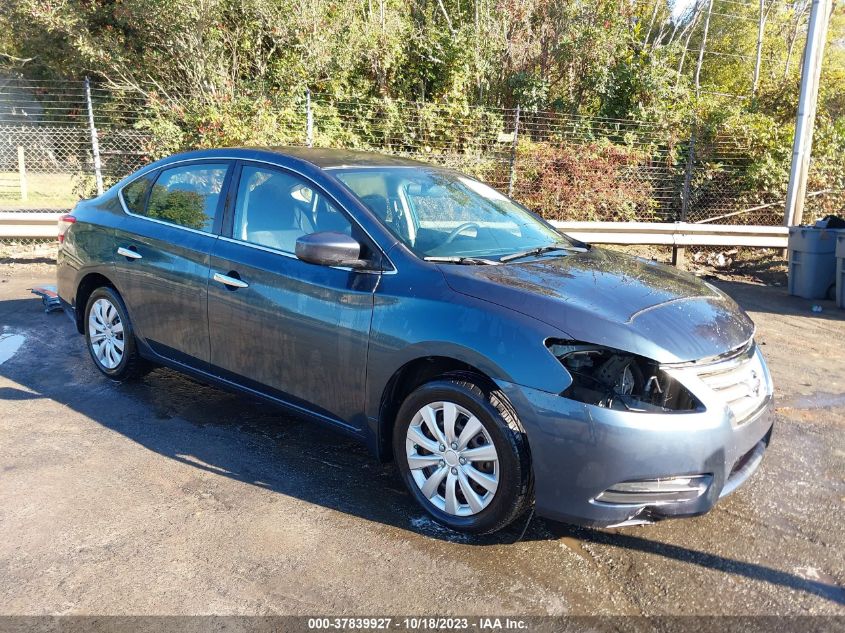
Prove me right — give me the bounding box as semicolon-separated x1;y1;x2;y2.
0;264;843;615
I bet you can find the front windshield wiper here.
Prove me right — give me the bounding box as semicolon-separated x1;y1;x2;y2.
424;256;501;265
499;243;587;263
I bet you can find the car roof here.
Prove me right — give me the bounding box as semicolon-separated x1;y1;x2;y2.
116;147;444;195
262;146;429;169
156;146;431;171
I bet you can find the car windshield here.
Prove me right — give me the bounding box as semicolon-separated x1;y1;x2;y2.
332;167;570;261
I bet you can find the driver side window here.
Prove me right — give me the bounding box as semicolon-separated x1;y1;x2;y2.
233;165;352;254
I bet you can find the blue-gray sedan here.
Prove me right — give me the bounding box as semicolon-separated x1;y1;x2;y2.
56;147;774;534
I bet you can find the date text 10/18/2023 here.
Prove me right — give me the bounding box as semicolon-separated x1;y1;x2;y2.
306;617;529;630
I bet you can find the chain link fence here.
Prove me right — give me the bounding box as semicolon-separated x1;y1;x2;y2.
304;96;815;226
3;77;840;248
0;75;150;248
0;125;150;208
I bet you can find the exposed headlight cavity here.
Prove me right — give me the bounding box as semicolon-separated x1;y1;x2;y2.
547;341;701;412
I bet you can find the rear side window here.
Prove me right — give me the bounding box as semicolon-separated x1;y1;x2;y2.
121;175;153;214
137;163;228;232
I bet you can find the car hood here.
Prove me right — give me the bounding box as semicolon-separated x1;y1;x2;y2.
440;248;755;364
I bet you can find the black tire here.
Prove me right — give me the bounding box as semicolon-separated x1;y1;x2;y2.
84;286;148;382
393;371;532;534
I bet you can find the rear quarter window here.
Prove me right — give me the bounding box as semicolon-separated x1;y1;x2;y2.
125;163;229;232
121;175;153;214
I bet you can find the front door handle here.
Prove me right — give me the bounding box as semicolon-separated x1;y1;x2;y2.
213;271;249;289
117;246;142;260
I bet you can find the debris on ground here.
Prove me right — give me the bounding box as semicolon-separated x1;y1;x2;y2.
30;285;62;313
692;249;738;269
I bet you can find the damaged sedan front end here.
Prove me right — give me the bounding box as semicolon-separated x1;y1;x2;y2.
496;338;773;527
435;245;775;527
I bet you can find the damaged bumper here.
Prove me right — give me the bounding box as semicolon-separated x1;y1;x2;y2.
498;344;775;527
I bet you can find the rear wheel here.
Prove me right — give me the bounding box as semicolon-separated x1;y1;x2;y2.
393;373;532;534
84;287;147;382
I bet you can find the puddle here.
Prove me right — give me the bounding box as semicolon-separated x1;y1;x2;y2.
778;392;845;410
0;333;26;366
409;516;473;543
559;535;593;562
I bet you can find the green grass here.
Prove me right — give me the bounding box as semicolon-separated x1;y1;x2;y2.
0;172;80;209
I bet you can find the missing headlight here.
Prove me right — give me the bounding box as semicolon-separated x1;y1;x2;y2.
547;341;700;412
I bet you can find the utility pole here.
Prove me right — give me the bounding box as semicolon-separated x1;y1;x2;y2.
784;0;832;227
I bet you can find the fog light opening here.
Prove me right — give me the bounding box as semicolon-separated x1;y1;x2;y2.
595;474;712;505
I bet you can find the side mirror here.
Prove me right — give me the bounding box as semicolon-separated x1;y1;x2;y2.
295;232;368;269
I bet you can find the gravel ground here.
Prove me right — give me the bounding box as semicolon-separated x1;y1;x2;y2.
0;259;843;617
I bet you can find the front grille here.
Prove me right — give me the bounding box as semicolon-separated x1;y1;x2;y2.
695;343;768;425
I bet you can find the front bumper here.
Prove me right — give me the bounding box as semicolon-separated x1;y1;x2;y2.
498;370;774;527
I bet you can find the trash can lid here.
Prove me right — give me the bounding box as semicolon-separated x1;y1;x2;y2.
788;226;840;252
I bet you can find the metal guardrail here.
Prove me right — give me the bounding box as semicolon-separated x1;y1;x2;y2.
551;221;789;248
0;212;790;248
0;212;66;239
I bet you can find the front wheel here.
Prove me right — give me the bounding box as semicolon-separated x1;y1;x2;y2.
393;373;532;534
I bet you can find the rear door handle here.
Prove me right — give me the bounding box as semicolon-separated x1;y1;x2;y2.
213;272;249;289
117;246;142;260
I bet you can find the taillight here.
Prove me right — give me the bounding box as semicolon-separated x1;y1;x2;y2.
58;214;76;244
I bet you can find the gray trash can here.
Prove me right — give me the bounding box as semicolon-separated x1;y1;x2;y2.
836;232;845;309
787;227;840;299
